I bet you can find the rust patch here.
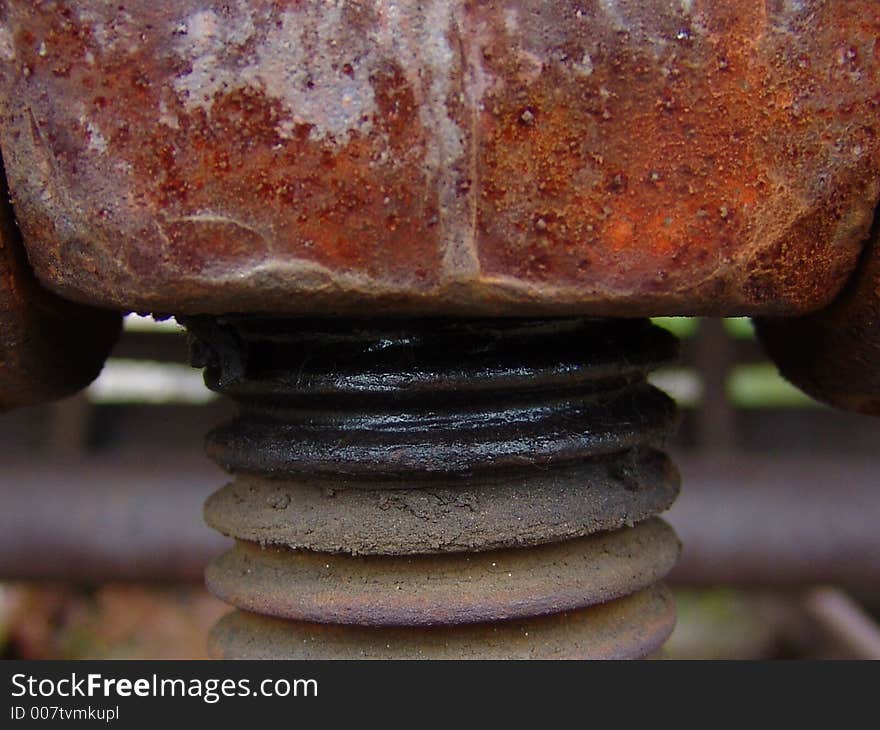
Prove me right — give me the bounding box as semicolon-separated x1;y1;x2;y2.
0;1;878;316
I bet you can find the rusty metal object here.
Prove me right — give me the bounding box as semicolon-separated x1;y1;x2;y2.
194;317;678;479
206;519;679;626
755;215;880;415
0;1;877;318
209;584;676;660
190;315;680;658
4;453;880;588
0;156;120;409
204;459;678;555
194;316;679;555
802;587;880;660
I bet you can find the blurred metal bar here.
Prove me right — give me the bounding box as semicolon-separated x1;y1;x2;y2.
667;455;880;588
803;588;880;659
0;457;229;582
0;454;877;586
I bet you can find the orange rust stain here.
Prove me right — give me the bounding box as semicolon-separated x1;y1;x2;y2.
474;0;880;305
8;2;444;285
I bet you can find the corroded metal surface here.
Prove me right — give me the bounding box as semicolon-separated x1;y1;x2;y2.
206;388;675;476
1;1;878;317
205;455;679;555
755;219;880;416
209;584;676;660
0;158;120;409
206;519;680;626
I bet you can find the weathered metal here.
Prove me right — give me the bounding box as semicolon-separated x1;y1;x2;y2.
802;587;880;660
206;519;679;626
0;1;877;317
1;0;878;663
0;158;120;410
193;317;678;479
668;455;880;588
209;584;676;660
192;315;680;658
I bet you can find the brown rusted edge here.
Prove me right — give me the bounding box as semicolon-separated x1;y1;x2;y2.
208;584;676;660
205;518;680;626
755;204;880;416
204;450;680;556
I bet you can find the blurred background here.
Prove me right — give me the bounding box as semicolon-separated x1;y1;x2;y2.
0;315;878;659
